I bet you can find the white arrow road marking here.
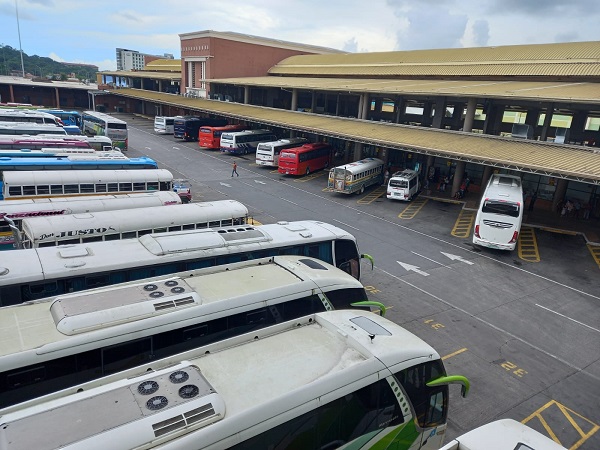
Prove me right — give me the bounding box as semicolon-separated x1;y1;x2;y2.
219;182;231;188
254;180;266;184
440;252;474;265
172;147;180;150
397;261;429;276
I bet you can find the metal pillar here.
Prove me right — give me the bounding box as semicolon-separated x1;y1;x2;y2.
432;97;446;129
244;86;250;104
451;161;466;197
540;104;554;141
291;89;298;111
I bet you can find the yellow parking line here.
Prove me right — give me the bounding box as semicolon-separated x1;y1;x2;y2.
451;209;476;238
398;198;428;219
357;186;386;204
518;227;540;262
247;218;262;225
442;348;468;360
293;172;326;182
522;400;599;449
587;244;600;269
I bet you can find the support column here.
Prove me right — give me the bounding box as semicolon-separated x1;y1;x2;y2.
54;87;60;108
335;94;340;115
450;102;465;130
360;94;369;120
483;102;504;136
9;84;15;103
426;155;435;189
394;97;405;124
525;108;541;139
432;97;446;129
479;166;493;200
291;89;298;111
311;91;316;112
540;104;554;141
451;161;466;197
463;98;477;132
570;111;587;143
243;86;250;104
421;101;433;127
552;178;569;212
353;142;363;161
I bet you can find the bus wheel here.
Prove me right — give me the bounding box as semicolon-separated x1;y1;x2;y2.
306;167;310;175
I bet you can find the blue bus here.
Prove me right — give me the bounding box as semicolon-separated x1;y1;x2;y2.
38;109;83;129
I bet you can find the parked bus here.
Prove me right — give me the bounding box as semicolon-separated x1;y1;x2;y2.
278;142;332;176
62;125;83;135
220;129;277;155
255;137;308;167
0;256;381;408
0;153;155;173
21;200;249;248
174;116;228;141
154;116;176;134
328;157;385;194
0;123;68;136
1;168;175;201
0;135;111;151
473;173;524;251
0;191;182;250
82;111;128;150
0;109;63;126
0;220;372;305
198;124;245;149
439;419;567;450
387;168;420;201
0;310;469;450
0;148;95;158
37;109;83;128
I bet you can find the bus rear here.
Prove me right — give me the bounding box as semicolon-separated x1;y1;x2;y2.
387;169;420;201
154;116;175;134
199;124;245;149
473;174;523;251
220;129;276;155
256;138;308;167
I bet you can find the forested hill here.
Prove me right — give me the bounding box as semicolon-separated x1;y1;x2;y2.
0;45;97;81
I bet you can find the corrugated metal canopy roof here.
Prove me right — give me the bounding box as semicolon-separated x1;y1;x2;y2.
114;89;600;184
270;41;600;79
99;70;181;81
209;76;600;105
144;59;181;72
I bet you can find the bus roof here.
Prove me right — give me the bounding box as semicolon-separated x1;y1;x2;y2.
222;128;272;137
21;200;248;243
0;192;182;220
0;220;355;285
0;256;362;360
82;111;127;124
332;157;384;173
0;310;438;449
2;168;171;185
438;419;567;450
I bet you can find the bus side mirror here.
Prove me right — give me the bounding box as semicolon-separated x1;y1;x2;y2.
426;375;470;398
361;253;374;270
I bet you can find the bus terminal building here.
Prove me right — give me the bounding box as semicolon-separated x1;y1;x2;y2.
1;32;599;221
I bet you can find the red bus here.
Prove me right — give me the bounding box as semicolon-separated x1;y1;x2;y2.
198;124;246;149
278;142;332;176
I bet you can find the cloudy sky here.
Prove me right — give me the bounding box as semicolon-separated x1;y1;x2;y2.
1;0;599;71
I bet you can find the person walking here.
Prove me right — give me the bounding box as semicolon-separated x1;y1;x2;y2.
231;161;239;177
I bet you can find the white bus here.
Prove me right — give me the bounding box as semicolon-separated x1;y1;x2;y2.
0;123;68;136
387;168;420;201
439;419;567;450
0;109;63;126
0;135;112;151
0;256;377;409
1;169;175;201
82;111;128;150
255;137;308;167
154;116;176;134
0;220;372;305
0;310;469;450
0;191;181;250
328;157;385;194
21;200;249;248
220;129;277;155
473;173;524;251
